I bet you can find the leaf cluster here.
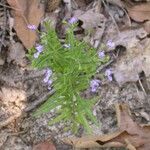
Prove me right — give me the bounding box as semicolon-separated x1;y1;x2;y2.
28;21;104;133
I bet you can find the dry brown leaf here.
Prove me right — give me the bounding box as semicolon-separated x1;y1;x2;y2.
75;9;106;30
64;104;150;150
113;38;150;85
7;0;44;49
126;3;150;22
33;141;56;150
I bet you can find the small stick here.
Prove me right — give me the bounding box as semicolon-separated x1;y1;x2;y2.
14;70;45;82
96;59;114;73
24;90;55;112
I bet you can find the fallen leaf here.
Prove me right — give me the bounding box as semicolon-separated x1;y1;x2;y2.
7;0;44;49
113;38;150;85
7;42;26;66
33;141;56;150
64;104;150;150
74;9;106;48
126;3;150;22
75;9;106;30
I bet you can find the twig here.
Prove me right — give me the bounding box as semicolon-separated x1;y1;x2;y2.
14;70;45;82
24;90;55;112
96;59;114;73
138;79;147;96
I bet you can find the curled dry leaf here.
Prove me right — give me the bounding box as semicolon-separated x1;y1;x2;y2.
126;3;150;22
64;104;150;150
7;0;44;49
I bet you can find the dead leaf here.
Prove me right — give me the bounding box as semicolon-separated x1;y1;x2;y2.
75;9;106;30
113;38;150;85
33;141;56;150
126;3;150;22
74;9;106;48
7;0;44;49
64;104;150;150
7;42;26;66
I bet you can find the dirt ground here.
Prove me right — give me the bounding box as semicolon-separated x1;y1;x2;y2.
0;0;150;150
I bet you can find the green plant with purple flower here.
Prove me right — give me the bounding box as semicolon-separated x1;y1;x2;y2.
27;19;109;133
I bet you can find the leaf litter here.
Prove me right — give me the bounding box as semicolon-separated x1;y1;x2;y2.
6;0;45;49
64;104;150;150
0;0;150;150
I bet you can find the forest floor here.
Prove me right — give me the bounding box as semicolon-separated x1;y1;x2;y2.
0;0;150;150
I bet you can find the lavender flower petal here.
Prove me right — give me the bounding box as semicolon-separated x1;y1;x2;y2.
43;68;53;84
105;69;113;81
43;76;49;83
47;79;52;86
107;40;115;49
45;68;52;77
27;24;37;31
69;17;78;24
35;44;43;53
98;51;105;59
48;86;51;90
90;79;101;93
34;52;40;58
108;75;113;81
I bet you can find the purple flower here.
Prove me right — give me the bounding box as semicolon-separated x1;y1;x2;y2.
90;79;101;93
47;79;52;86
43;68;52;83
48;86;51;90
33;44;43;59
35;44;43;53
98;51;105;59
68;17;78;24
47;79;53;90
43;68;53;90
107;40;115;49
27;24;37;31
105;69;113;81
34;52;40;58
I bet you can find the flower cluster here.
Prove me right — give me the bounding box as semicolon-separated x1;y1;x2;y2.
90;79;101;93
34;44;44;58
43;68;53;90
98;51;105;59
105;69;113;81
27;24;37;31
107;40;115;49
